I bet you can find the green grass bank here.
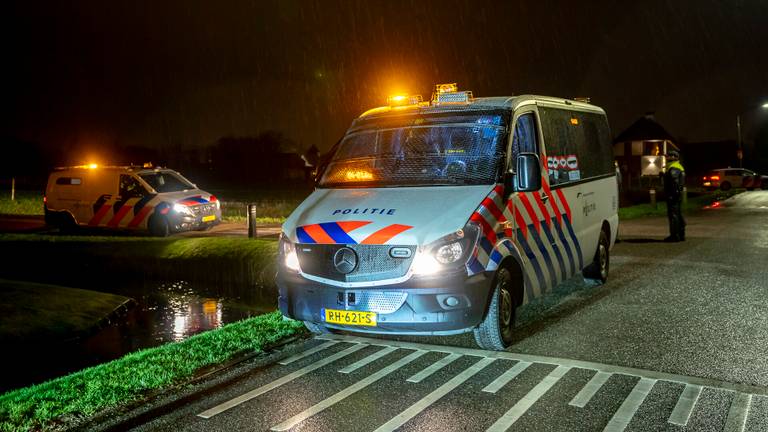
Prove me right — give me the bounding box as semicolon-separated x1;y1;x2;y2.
618;189;739;220
0;311;305;432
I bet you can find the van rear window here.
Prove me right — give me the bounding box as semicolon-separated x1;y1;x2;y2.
55;177;82;185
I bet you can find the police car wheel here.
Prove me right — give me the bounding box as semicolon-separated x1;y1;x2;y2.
720;181;732;191
303;321;332;334
583;230;609;283
473;267;515;351
149;215;170;237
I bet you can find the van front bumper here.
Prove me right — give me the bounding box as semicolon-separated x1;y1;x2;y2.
168;209;222;232
277;269;495;336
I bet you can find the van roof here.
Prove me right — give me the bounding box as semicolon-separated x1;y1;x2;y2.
358;94;605;119
52;165;173;175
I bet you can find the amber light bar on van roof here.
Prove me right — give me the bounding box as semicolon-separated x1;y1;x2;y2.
431;83;473;105
387;94;424;107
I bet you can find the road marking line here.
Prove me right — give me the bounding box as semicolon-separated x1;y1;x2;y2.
338;346;397;374
407;353;462;383
569;371;612;408
668;384;702;426
270;350;426;431
374;357;496;432
278;341;338;365
317;335;768;396
603;378;656;432
723;392;752;432
486;365;571;432
197;344;365;419
482;361;532;394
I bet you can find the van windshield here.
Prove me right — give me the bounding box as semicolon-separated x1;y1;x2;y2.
319;111;508;188
139;171;195;193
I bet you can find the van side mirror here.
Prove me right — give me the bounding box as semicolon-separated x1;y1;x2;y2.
516;153;542;192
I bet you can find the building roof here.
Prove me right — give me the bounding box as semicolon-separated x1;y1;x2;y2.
614;113;676;143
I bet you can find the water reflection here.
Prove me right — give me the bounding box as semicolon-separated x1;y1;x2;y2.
3;279;276;392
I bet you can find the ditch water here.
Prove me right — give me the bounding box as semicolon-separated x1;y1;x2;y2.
2;280;276;393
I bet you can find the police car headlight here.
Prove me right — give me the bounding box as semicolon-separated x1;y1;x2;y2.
411;221;480;275
173;203;192;215
435;241;463;264
279;233;300;272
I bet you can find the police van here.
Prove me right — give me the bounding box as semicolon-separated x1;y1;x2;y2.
277;84;618;350
45;164;221;236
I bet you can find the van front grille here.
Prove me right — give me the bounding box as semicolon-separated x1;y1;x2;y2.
296;244;415;283
191;203;216;216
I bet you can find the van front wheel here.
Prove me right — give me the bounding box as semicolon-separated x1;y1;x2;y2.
583;229;609;283
149;215;170;237
473;267;515;351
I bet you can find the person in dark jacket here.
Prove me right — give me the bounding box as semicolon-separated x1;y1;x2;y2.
663;150;686;242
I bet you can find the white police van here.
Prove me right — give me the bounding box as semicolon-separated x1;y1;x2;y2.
277;84;618;350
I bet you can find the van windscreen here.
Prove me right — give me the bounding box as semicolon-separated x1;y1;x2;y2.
139;171;194;192
320;111;508;188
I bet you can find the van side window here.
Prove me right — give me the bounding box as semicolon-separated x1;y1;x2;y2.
119;175;147;199
540;108;613;186
55;177;82;185
511;113;539;162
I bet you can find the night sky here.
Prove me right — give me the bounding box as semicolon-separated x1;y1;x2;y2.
6;0;768;163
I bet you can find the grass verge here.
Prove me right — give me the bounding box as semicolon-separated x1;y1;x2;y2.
618;189;740;220
0;192;43;216
0;311;305;432
0;279;131;344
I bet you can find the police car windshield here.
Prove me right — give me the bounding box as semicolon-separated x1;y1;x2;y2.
139;171;195;193
319;111;508;188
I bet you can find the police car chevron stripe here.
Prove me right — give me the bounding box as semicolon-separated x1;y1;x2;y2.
467;182;583;303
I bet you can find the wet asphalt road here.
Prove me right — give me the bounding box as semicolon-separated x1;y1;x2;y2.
128;191;768;432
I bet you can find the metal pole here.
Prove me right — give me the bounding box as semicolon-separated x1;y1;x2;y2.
10;177;15;201
247;204;257;238
737;114;742;168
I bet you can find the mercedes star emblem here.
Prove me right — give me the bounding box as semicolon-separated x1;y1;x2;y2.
333;247;358;274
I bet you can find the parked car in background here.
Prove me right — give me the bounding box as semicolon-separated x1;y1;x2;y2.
45;164;221;236
702;168;768;191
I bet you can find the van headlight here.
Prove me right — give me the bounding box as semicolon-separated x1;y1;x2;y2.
411;221;480;276
279;233;301;272
173;203;193;215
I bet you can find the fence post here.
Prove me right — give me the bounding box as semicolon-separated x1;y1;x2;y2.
247;204;257;238
649;188;656;209
11;177;15;201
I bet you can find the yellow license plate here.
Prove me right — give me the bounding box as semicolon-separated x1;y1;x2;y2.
323;308;377;326
202;215;216;222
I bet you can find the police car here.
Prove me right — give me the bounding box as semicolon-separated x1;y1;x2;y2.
277;84;618;350
44;164;221;236
702;167;768;191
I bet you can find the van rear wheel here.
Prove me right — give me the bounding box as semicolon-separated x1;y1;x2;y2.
583;229;609;283
473;267;515;351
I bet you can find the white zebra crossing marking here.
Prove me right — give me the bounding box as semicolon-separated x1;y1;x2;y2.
197;335;766;430
486;365;571;432
569;371;612;408
270;350;426;431
482;361;532;394
668;384;702;426
374;357;496;432
197;343;364;419
338;346;397;374
406;353;462;383
723;392;752;432
603;378;656;432
278;341;337;365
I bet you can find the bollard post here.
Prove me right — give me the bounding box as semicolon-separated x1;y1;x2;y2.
11;177;15;201
247;204;257;238
649;188;656;209
682;186;688;206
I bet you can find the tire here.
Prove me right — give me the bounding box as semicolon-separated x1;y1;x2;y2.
148;215;170;237
303;321;332;334
583;229;610;284
720;181;732;191
473;267;516;351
